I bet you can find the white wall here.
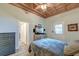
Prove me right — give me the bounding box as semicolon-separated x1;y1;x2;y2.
0;17;18;33
45;8;79;43
0;4;45;49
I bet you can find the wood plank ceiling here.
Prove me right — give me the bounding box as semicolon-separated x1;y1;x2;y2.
10;3;79;18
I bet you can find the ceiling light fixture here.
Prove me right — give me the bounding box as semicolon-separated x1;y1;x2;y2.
41;4;47;12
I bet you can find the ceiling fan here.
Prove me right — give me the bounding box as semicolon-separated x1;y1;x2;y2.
40;4;47;12
35;3;48;12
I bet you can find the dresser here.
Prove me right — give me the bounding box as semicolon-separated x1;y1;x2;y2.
0;32;15;56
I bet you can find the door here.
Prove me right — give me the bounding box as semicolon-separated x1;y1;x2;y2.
18;21;29;51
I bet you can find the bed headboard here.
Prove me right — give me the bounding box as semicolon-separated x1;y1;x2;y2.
33;34;47;40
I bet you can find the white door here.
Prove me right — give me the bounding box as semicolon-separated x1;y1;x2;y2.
18;21;29;51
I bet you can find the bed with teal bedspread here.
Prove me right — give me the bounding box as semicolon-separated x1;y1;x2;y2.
29;38;65;56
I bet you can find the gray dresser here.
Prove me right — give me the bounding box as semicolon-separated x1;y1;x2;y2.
0;32;15;56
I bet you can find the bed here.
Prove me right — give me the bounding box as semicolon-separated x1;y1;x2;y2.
28;38;65;56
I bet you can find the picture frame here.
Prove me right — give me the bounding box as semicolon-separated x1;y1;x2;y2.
68;23;78;31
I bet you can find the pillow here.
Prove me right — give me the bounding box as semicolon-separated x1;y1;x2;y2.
64;41;79;56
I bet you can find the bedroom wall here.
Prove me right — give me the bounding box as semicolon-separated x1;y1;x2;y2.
0;4;45;49
45;8;79;43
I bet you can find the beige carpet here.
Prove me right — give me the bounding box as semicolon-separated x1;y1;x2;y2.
9;43;31;56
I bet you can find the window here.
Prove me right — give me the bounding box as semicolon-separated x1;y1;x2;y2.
54;24;63;34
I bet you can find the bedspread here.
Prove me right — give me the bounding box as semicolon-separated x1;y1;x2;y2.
29;38;65;56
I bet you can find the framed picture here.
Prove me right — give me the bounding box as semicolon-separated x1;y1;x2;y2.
68;23;78;31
